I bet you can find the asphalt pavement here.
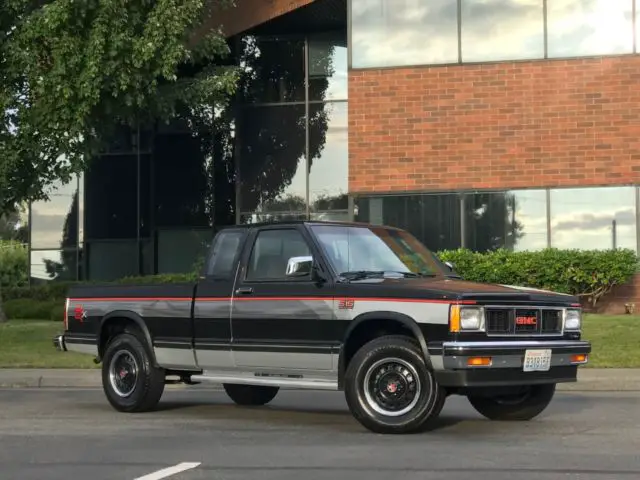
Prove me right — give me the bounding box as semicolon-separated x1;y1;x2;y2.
0;386;638;480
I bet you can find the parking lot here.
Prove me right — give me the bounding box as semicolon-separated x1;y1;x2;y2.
0;386;638;480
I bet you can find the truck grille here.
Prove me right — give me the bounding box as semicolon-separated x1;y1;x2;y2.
485;307;563;336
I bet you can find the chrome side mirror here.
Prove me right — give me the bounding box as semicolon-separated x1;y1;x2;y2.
445;261;455;271
285;256;313;277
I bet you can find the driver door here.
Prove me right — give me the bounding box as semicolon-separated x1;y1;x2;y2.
230;225;336;371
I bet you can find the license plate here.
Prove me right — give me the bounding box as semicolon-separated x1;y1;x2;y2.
523;349;552;372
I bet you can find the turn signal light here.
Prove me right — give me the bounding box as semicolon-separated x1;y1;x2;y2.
467;357;492;367
449;305;461;332
571;354;588;364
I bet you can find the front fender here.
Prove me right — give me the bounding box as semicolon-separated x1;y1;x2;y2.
337;311;433;389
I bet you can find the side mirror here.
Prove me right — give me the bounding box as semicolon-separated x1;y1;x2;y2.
444;261;455;271
285;256;313;277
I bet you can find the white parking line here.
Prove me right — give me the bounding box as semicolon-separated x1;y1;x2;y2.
134;462;201;480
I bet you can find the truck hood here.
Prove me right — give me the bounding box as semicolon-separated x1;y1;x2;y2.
349;276;578;304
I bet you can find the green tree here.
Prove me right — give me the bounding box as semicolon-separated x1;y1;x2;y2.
0;0;241;318
0;0;240;214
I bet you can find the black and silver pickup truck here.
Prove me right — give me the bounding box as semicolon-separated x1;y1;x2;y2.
54;220;591;434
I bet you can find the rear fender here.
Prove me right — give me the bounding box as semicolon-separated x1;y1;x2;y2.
98;310;158;367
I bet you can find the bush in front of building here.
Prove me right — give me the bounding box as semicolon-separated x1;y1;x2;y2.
438;248;639;309
0;240;28;289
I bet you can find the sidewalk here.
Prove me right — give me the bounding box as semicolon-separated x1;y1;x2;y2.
0;368;639;391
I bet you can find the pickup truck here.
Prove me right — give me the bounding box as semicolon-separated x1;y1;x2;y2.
54;220;591;434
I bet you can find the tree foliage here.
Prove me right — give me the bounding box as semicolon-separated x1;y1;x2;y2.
0;0;239;213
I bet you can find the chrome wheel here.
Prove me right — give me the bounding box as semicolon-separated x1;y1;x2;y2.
363;357;421;417
108;350;139;398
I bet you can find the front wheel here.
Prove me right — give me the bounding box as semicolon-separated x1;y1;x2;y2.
101;331;166;413
344;335;446;434
467;383;556;421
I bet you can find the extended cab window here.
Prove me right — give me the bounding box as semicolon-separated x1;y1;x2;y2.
206;229;245;278
246;229;311;281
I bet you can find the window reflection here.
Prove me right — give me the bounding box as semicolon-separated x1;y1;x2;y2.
465;190;548;252
309;102;349;221
29;177;80;250
238;104;308;218
550;186;636;251
308;32;348;101
461;0;544;62
547;0;633;58
351;0;458;68
238;36;305;103
353;193;462;252
30;249;78;282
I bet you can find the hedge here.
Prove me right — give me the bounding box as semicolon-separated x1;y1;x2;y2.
2;248;638;320
438;248;639;308
0;241;28;288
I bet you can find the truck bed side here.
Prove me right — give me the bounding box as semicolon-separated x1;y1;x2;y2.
64;282;198;368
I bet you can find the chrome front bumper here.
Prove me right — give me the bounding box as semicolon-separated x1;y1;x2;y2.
430;339;591;388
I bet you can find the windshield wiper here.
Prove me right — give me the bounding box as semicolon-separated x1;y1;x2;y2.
338;270;435;281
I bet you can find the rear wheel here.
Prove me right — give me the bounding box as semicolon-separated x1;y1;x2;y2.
467;383;556;421
344;335;446;434
223;384;279;406
101;331;165;413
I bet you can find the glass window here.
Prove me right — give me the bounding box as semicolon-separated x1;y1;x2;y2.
153;132;212;228
354;194;462;252
30;177;79;250
86;240;139;281
308;32;348;101
310;224;442;276
550;186;636;252
351;0;459;68
238;36;305;103
309;102;349;222
245;229;312;281
461;0;544;62
465;190;548;252
84;155;138;240
157;229;214;274
547;0;633;58
30;249;78;282
238;104;308;218
205;229;246;278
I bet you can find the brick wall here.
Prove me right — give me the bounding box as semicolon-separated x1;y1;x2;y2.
590;273;640;315
348;56;640;194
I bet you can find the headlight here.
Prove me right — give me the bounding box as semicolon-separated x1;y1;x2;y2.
564;309;582;331
450;305;485;332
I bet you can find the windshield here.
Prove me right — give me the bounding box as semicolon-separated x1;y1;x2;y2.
309;224;444;278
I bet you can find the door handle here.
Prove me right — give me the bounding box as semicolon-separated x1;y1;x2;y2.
235;287;253;295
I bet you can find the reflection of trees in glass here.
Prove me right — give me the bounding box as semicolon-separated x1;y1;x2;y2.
237;36;336;214
0;207;28;243
464;192;524;252
43;191;78;280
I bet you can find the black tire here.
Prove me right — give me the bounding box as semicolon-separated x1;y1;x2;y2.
101;331;165;413
223;383;279;406
467;383;556;421
344;335;446;434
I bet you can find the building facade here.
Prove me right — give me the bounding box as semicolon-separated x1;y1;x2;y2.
27;0;640;284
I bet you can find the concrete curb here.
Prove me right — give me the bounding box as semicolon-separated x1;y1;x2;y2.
0;368;639;391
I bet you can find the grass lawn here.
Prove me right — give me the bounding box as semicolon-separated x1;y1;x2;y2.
0;320;97;369
0;314;638;368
